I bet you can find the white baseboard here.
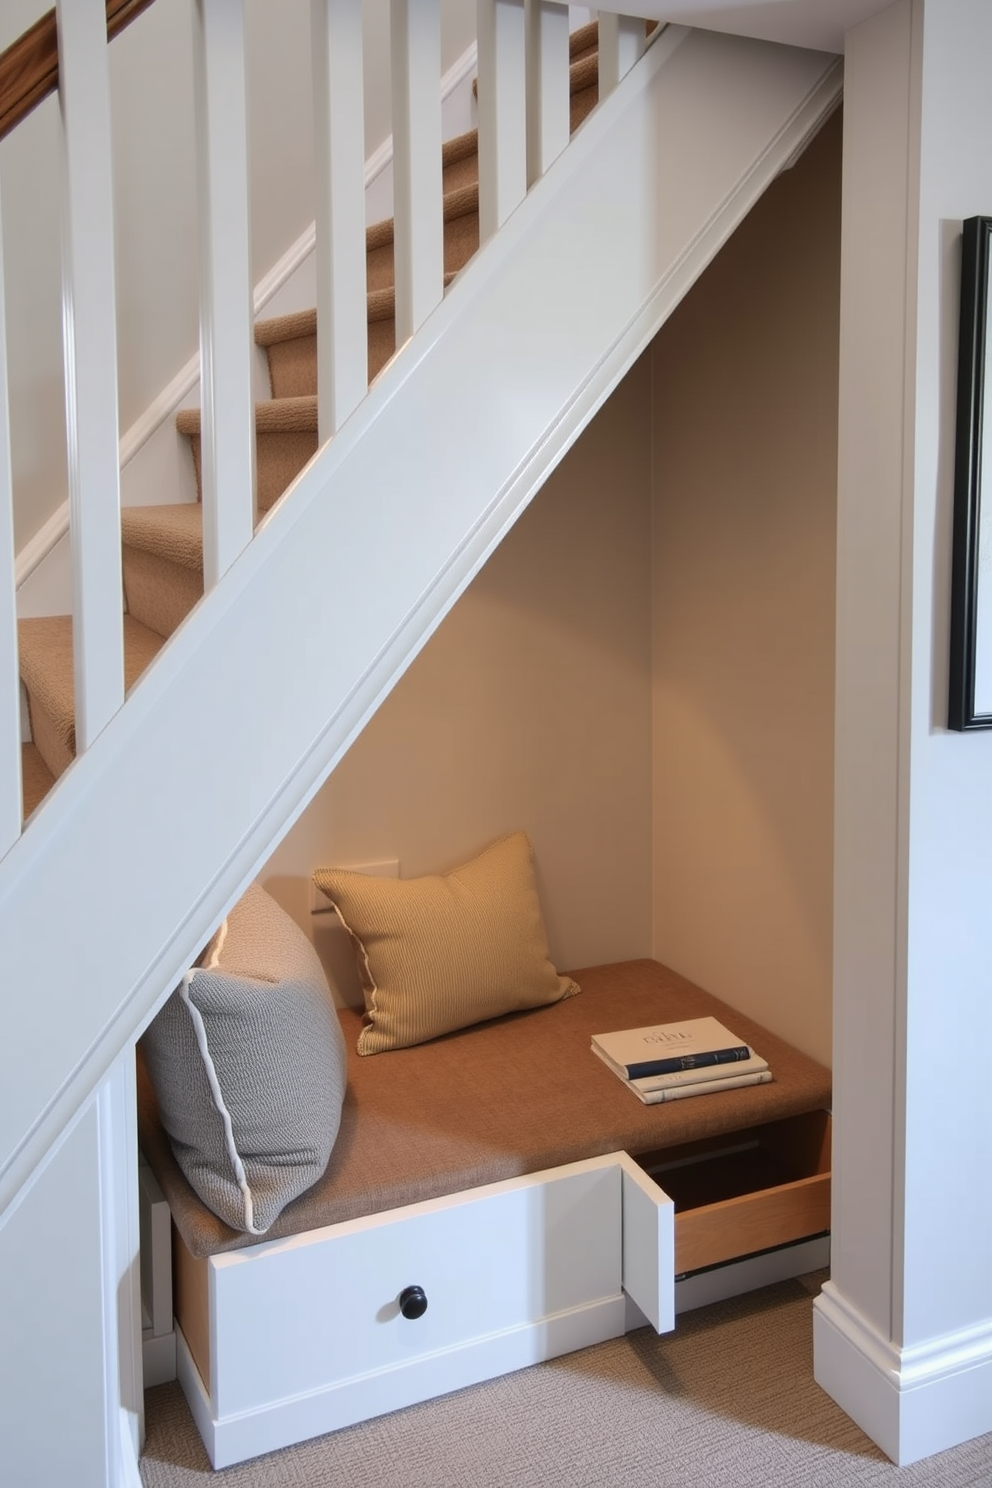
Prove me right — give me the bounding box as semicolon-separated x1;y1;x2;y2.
177;1294;626;1469
813;1281;992;1465
142;1330;177;1388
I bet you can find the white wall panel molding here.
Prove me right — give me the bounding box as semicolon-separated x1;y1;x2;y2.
0;1052;143;1488
0;27;842;1227
817;0;992;1466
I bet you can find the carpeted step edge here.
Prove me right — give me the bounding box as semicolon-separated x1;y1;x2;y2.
121;503;204;572
569;20;598;59
366;181;479;254
474;43;599;100
21;740;55;820
176;394;318;439
256;273;458;351
18;612;167;770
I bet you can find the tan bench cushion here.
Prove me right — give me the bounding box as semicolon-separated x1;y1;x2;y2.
137;958;831;1259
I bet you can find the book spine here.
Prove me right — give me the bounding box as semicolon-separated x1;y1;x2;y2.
632;1057;765;1092
624;1044;751;1080
634;1070;772;1104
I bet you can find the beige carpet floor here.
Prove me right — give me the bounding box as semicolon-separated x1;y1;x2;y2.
139;1273;992;1486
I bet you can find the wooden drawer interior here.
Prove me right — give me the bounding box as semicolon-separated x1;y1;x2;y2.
638;1109;831;1276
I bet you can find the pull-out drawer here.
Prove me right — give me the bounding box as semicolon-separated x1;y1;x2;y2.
642;1109;832;1277
176;1152;674;1469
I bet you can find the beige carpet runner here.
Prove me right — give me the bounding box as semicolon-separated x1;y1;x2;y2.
17;24;603;820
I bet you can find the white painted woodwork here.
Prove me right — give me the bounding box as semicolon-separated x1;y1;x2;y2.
0;189;20;854
390;0;444;344
0;1056;142;1488
139;1158;178;1385
192;0;255;587
0;27;842;1244
176;1153;673;1467
598;11;644;98
813;0;992;1464
56;0;124;754
525;0;570;187
477;0;528;242
311;0;368;441
620;1156;675;1333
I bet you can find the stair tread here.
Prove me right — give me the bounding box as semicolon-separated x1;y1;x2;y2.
21;741;55;820
121;502;204;570
474;39;599;101
176;394;317;438
441;126;478;169
19;612;167;758
256;272;458;350
569;20;598;59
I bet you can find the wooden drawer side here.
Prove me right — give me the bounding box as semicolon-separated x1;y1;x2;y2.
174;1225;211;1392
674;1170;830;1274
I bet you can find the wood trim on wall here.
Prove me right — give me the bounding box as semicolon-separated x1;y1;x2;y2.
0;0;156;143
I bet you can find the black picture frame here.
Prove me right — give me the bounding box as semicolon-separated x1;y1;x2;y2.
949;215;992;730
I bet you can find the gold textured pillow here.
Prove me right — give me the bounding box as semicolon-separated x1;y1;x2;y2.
313;831;580;1054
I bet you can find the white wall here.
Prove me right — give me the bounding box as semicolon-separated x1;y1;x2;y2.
649;112;840;1067
262;353;656;989
0;0;477;551
813;0;992;1463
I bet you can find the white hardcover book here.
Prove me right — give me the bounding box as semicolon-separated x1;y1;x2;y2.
591;1015;756;1081
591;1041;768;1089
631;1069;773;1104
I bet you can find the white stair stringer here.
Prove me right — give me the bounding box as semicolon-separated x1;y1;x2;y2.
0;27;842;1221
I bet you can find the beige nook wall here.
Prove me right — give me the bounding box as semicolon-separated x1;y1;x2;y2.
262;355;655;996
649;110;841;1066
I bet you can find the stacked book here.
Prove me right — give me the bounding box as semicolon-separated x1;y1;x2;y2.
591;1015;772;1104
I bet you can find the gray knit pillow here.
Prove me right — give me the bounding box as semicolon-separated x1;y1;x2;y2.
140;883;347;1235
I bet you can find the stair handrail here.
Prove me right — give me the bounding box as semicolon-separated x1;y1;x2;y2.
0;0;157;144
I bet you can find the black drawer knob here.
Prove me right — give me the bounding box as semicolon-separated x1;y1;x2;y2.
399;1285;428;1320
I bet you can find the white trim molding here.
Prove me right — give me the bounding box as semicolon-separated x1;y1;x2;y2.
814;1283;992;1466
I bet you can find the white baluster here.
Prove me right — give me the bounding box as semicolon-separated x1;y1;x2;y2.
56;0;124;754
391;0;444;345
311;0;368;442
0;186;19;854
525;0;569;187
192;0;255;588
476;0;527;244
598;11;644;98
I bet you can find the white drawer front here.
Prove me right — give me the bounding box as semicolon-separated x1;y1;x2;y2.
209;1156;627;1416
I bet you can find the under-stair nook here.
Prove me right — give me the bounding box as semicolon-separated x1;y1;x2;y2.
2;0;992;1482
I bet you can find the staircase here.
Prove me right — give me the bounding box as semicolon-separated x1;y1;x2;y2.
16;24;604;820
0;18;842;1250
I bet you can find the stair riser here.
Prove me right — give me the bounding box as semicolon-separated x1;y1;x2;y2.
123;546;204;641
186;428;319;512
27;696;74;780
366;209;480;297
266;316;397;401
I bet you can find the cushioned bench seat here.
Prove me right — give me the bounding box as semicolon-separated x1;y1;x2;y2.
138;957;831;1261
